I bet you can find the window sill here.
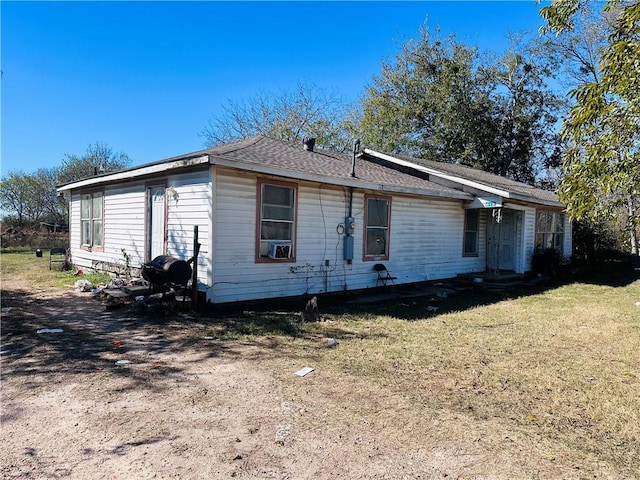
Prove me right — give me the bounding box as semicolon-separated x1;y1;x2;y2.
80;245;104;253
256;256;296;264
363;255;389;262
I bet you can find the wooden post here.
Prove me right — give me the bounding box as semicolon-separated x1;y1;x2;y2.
192;225;201;309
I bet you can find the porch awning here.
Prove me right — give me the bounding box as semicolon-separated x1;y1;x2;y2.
464;196;503;209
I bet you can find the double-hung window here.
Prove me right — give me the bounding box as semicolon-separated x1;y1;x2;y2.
80;192;103;250
463;209;479;256
257;179;297;261
364;195;391;260
536;211;565;253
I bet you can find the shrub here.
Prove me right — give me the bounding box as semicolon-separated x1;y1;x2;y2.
531;247;567;277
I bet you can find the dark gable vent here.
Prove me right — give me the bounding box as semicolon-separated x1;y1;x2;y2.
303;137;316;152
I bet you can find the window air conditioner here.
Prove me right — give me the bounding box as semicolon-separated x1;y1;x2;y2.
268;241;291;259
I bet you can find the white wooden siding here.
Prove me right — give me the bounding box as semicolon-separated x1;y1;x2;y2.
67;171;211;290
68;193;82;264
67;165;552;304
68;184;146;271
385;197;480;283
210;169;490;303
166;171;212;290
104;185;146;264
212;171;298;303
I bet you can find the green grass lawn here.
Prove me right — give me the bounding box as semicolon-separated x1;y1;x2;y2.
0;250;111;289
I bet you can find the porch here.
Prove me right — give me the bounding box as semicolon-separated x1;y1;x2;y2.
346;271;530;304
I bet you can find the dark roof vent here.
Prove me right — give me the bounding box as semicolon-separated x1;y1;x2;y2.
303;137;316;152
351;139;360;177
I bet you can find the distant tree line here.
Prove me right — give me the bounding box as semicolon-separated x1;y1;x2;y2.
0;143;130;228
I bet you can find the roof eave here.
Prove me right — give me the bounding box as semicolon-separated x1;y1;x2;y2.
508;193;563;208
54;146;473;202
362;148;562;208
362;149;511;197
56;154;211;192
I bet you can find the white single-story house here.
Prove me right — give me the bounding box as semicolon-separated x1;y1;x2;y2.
57;136;571;304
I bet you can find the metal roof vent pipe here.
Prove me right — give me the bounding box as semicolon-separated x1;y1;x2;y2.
303;137;316;152
351;139;361;177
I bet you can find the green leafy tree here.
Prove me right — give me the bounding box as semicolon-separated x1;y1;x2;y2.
200;80;360;153
541;0;640;255
0;171;42;225
35;168;66;224
57;142;131;185
361;28;486;160
481;36;565;184
0;168;63;226
360;26;563;185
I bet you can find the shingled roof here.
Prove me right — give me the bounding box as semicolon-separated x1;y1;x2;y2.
205;136;470;199
60;136;557;208
361;149;562;207
58;136;472;200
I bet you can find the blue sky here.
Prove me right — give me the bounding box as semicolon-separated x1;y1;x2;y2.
1;1;550;177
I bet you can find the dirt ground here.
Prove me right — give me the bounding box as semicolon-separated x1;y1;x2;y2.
2;279;542;480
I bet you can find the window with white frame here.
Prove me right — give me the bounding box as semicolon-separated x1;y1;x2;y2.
80;192;103;249
536;211;565;253
257;179;296;261
364;195;391;260
463;209;479;256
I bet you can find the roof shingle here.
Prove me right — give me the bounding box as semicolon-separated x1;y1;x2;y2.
206;136;468;197
59;135;561;209
363;150;560;205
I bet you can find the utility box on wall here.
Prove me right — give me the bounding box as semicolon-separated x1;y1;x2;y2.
345;216;355;235
343;215;355;263
343;235;354;262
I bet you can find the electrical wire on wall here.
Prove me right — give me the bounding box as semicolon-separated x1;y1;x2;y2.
319;182;353;291
214;181;362;297
318;183;329;263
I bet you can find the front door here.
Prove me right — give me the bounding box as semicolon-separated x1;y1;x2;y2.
487;208;517;272
147;185;166;261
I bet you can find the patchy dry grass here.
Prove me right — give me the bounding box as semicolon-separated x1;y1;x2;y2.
206;271;640;477
284;278;640;477
3;250;639;478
